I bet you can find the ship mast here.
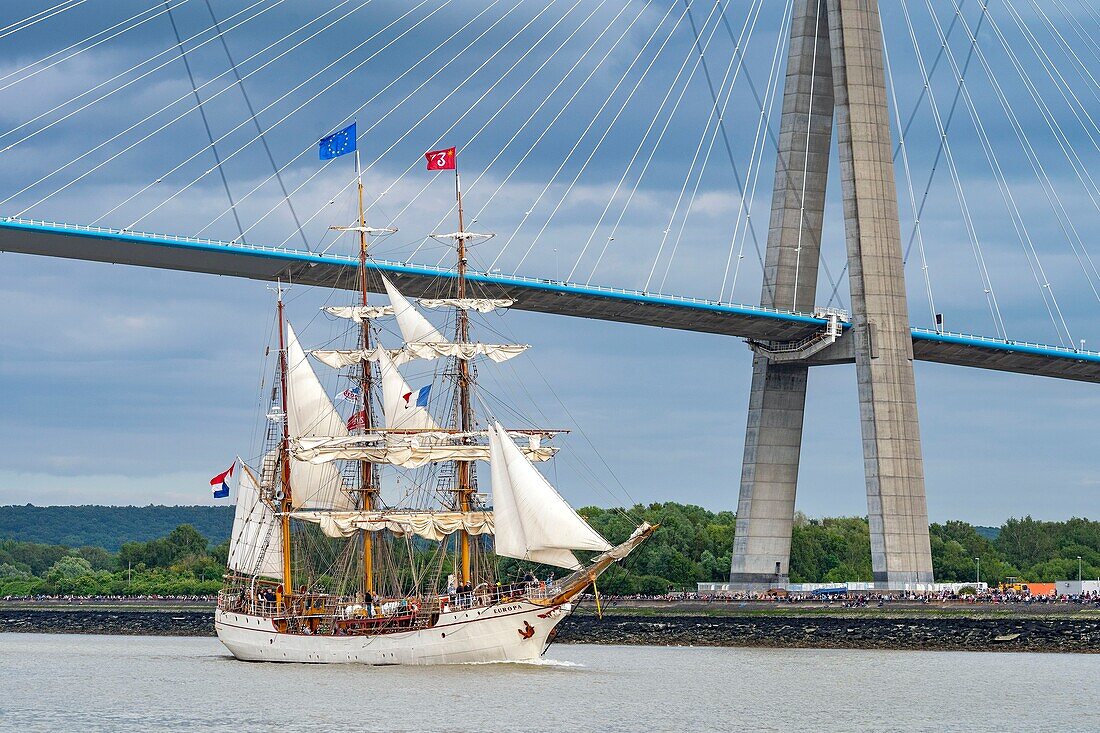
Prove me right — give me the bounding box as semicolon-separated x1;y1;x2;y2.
355;150;377;594
454;163;474;587
329;149;396;593
276;285;293;600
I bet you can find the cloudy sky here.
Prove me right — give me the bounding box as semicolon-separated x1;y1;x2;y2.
0;0;1097;523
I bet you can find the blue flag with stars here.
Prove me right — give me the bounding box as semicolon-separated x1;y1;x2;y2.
319;123;356;160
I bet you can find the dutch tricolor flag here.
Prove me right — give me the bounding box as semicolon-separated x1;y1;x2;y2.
210;462;234;499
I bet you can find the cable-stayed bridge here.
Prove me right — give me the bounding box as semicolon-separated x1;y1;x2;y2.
3;217;1099;383
0;0;1097;589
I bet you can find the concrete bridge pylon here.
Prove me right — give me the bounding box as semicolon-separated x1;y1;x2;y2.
729;0;934;590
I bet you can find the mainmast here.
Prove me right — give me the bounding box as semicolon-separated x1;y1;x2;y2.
425;147;492;587
330;148;396;594
454;163;475;587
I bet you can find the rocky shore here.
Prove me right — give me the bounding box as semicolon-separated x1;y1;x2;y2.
2;604;1097;652
554;613;1100;653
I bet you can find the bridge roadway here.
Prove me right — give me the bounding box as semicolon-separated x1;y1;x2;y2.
2;218;1098;383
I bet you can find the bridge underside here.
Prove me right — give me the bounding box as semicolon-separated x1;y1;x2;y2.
2;217;1099;383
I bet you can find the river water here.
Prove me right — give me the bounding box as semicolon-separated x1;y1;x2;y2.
1;634;1096;732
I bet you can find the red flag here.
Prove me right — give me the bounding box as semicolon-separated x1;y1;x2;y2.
346;411;367;431
425;147;456;170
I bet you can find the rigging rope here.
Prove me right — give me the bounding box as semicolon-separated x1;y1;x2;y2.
651;0;767;293
899;0;1006;338
573;0;730;284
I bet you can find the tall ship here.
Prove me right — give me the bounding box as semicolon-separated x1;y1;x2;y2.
215;144;654;665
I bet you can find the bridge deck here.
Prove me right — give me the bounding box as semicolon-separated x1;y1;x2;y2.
2;218;1098;383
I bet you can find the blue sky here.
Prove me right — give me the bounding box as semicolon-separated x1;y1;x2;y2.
0;0;1097;523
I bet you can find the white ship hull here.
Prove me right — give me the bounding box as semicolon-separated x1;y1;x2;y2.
215;601;572;665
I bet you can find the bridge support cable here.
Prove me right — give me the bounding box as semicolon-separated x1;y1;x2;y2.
371;0;613;258
0;0;284;155
194;0;518;246
408;0;646;266
787;0;825;314
0;1;187;93
166;1;246;244
253;0;574;252
1007;4;1100;149
899;0;1006;339
1046;0;1100;86
3;0;337;216
84;0;372;227
881;25;937;330
647;0;768;293
924;1;1078;347
131;0;450;234
708;1;848;312
483;2;686;273
247;0;563;248
0;0;88;41
582;0;767;287
450;2;652;262
360;0;589;242
499;5;693;275
1032;1;1100;100
204;0;309;252
995;2;1100;300
721;1;792;305
561;2;729;283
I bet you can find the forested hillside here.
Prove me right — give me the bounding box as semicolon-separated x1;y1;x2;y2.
0;504;1095;596
0;505;233;550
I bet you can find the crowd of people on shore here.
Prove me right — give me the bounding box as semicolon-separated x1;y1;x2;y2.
596;589;1100;606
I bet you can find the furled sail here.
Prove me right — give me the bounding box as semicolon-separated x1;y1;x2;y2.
323;305;395;322
310;347;395;370
400;342;528;364
381;275;445;344
227;462;283;579
292;435;557;468
290;510;493;541
285;322;355;511
419;298;514;313
489;422;610;569
311;343;528;368
378;348;438;431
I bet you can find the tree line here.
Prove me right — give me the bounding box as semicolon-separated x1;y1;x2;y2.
0;504;1096;596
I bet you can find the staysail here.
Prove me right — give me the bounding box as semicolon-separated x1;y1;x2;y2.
381;274;445;344
285;322;355;511
488;422;611;569
227;462;283;578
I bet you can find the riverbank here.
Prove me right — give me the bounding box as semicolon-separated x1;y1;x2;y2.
2;600;1097;652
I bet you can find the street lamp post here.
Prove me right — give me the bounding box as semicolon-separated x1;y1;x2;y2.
975;557;980;587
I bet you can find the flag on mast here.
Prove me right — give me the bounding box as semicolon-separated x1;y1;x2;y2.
210;462;234;499
425;147;456;170
319;123;356;160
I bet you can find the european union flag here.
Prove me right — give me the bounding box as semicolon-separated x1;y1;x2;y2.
319;123;356;160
